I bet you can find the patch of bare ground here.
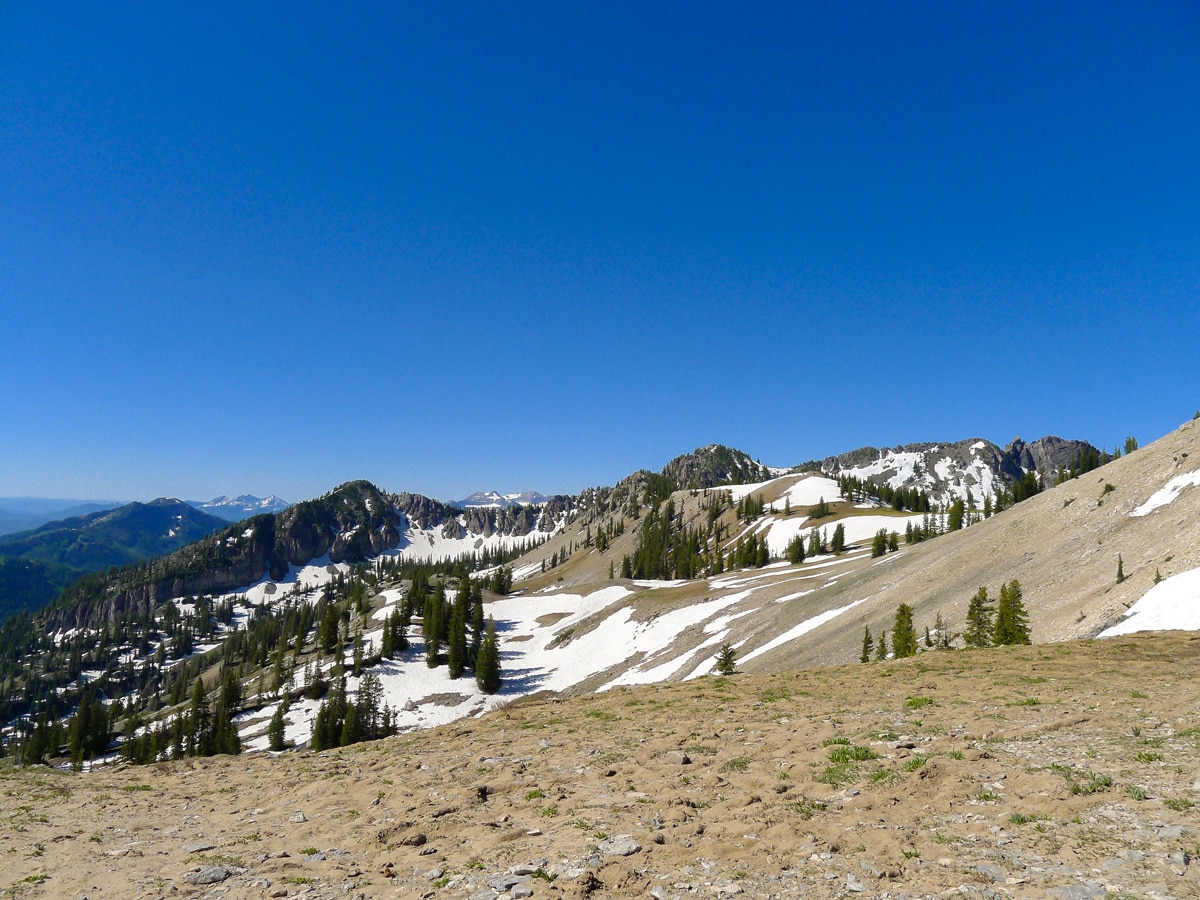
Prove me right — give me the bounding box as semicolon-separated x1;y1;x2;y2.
3;633;1199;899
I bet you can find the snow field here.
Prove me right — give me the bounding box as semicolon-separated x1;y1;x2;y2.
1098;565;1200;637
1130;470;1200;517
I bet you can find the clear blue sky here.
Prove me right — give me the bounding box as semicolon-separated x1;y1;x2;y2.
2;2;1198;503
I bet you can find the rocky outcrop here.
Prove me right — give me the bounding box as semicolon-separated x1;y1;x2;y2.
661;444;772;489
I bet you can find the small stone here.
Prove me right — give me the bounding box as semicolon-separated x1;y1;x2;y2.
598;835;641;857
977;864;1005;883
289;811;307;823
424;867;444;880
665;750;691;766
846;873;866;892
511;885;534;899
488;874;528;891
650;886;668;900
185;843;216;853
399;832;428;847
186;866;231;886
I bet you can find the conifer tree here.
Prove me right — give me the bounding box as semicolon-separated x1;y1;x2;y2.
871;529;888;558
874;628;889;661
715;642;738;675
268;705;286;751
964;587;995;648
860;626;874;663
470;581;485;662
786;533;805;565
994;580;1031;645
831;523;846;554
892;604;918;658
475;616;502;694
1116;554;1125;583
447;587;468;679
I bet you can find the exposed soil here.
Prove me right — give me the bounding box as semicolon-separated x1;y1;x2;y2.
3;633;1199;899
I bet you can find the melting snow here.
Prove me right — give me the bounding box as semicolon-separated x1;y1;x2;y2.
1129;471;1200;517
1098;566;1200;637
738;596;871;665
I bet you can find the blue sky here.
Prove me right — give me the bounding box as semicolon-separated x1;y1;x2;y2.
2;2;1198;503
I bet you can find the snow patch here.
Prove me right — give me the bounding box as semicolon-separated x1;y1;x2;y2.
1130;471;1200;517
1098;566;1200;636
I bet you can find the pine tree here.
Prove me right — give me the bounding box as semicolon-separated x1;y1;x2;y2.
964;587;995;648
475;616;502;694
871;529;888;558
831;523;846;554
782;533;804;565
1116;554;1125;583
994;580;1031;645
874;629;889;661
267;705;286;751
470;581;485;662
447;587;468;679
860;626;874;663
715;642;738;675
891;604;918;658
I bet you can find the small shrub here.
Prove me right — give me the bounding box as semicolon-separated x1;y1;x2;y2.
902;755;928;772
1125;784;1149;801
828;744;876;763
721;755;751;773
1067;772;1113;795
905;696;935;710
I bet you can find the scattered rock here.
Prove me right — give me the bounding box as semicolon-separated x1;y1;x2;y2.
184;842;216;853
597;835;641;857
289;811;307;823
185;866;230;885
665;750;691;765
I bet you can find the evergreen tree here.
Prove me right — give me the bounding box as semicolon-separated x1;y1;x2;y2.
860;626;874;663
470;580;485;662
1116;554;1125;583
715;642;738;675
785;533;805;565
807;527;823;558
830;523;846;554
994;580;1031;645
874;628;888;661
267;705;286;751
947;499;965;531
475;616;502;694
891;603;918;658
447;587;468;679
870;529;888;558
964;587;995;648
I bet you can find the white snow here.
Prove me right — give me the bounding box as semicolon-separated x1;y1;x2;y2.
738;596;871;665
763;513;923;559
1098;566;1200;637
1130;471;1200;517
773;476;843;508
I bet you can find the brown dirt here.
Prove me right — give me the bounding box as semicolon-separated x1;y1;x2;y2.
3;633;1199;899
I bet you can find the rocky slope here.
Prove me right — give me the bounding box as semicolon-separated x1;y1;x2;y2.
822;435;1103;505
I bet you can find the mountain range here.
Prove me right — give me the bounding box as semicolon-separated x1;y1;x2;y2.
22;422;1200;775
0;500;229;623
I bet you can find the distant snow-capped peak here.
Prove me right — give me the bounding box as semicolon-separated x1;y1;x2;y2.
187;494;291;521
456;490;548;509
